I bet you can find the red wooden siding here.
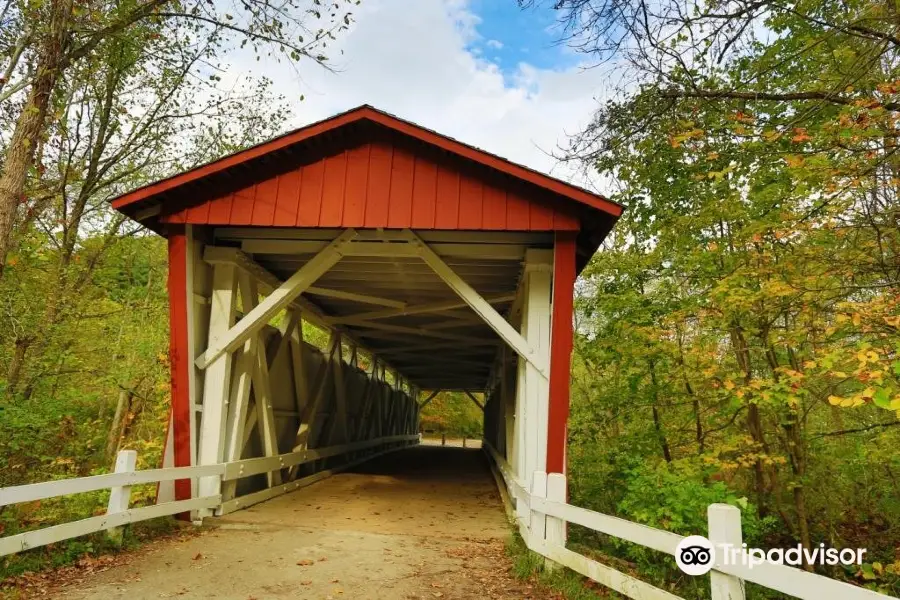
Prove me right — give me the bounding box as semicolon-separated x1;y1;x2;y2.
547;231;577;475
166;228;193;504
162;141;580;231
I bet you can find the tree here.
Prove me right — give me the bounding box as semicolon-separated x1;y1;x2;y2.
0;0;356;278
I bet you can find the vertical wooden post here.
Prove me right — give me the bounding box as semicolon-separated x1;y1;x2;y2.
166;229;193;503
106;449;137;544
197;263;237;513
545;472;567;547
708;504;746;600
529;470;547;544
514;250;552;492
547;232;577;475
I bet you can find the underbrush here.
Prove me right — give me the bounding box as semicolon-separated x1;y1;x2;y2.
0;516;182;583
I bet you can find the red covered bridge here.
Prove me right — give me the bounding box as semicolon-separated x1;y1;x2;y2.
111;104;621;513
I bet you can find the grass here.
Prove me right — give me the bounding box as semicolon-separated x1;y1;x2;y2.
505;531;621;599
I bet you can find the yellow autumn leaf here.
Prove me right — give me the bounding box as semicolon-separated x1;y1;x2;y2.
828;395;843;405
724;380;735;390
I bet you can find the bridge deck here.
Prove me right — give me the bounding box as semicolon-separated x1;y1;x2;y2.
53;447;546;599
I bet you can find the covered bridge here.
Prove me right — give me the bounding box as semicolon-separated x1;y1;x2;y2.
109;104;622;515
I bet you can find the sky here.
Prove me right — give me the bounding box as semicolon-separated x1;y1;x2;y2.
224;0;615;192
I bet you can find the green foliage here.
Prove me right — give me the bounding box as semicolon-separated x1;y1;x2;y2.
552;0;900;596
616;460;776;545
419;391;483;438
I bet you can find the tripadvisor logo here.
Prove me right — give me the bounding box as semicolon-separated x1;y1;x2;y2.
675;535;867;575
676;536;716;575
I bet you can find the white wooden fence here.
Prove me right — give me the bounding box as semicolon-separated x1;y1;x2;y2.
484;443;896;600
0;434;418;558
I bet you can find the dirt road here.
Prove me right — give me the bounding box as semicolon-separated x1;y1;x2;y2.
46;446;546;600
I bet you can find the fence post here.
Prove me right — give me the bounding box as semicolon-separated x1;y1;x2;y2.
530;470;547;544
708;503;746;600
106;449;137;545
545;473;566;545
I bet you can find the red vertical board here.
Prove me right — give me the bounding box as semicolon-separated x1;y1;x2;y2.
166;229;193;502
364;143;392;227
343;145;370;227
482;185;507;229
319;152;348;226
251;177;278;225
273;171;301;226
296;160;325;226
206;193;234;225
184;198;210;224
410;157;438;228
229;185;256;225
458;175;483;229
547;231;577;474
506;191;530;230
529;199;554;230
387;149;415;228
434;166;460;228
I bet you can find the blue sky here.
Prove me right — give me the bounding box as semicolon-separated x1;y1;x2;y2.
467;1;579;75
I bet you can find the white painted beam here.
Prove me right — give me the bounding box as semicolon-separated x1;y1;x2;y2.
197;263;238;504
241;239;527;260
196;230;356;369
327;294;515;324
404;230;549;379
306;286;406;309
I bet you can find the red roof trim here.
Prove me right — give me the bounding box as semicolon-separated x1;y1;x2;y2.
111;105;622;218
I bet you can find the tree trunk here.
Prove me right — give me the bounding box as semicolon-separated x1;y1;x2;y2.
5;336;32;398
0;0;73;279
106;389;132;460
648;359;672;462
730;326;770;516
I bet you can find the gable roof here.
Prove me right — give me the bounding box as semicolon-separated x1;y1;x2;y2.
110;105;621;269
113;105;620;213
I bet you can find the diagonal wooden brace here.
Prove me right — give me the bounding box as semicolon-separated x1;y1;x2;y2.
196;229;357;369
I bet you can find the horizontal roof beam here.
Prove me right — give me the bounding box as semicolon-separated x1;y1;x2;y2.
327;294;515;324
242;239;526;260
216;227;553;245
305;286;406;309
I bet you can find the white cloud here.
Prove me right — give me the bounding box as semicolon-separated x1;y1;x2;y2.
485;39;504;49
223;0;614;192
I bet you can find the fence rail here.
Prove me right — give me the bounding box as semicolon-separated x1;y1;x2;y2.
0;435;419;558
483;442;895;600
